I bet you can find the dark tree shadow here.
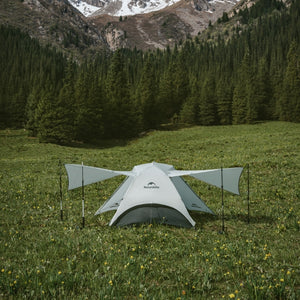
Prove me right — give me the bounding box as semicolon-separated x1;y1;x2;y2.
190;211;276;228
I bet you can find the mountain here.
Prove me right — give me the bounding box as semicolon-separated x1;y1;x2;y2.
0;0;107;56
2;0;299;140
68;0;102;16
90;0;241;50
0;0;240;53
68;0;183;17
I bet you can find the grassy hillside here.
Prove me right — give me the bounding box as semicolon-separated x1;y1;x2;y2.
0;122;299;299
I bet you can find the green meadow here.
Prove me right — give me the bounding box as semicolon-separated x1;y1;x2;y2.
0;122;299;299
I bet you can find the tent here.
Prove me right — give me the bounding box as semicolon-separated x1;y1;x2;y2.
65;162;243;227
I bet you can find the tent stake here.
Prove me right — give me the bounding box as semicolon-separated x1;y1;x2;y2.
82;162;85;228
59;160;63;221
247;163;250;224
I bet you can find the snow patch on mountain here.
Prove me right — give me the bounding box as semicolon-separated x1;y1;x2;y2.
117;0;181;16
68;0;100;16
68;0;182;17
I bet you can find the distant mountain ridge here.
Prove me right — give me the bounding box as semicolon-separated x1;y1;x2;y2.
90;0;241;50
0;0;107;56
0;0;242;53
68;0;240;17
68;0;183;16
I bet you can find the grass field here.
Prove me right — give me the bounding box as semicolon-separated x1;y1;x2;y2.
0;122;299;299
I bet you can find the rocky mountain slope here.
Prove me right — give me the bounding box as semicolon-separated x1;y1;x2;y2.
0;0;107;56
0;0;242;53
69;0;183;17
91;0;241;50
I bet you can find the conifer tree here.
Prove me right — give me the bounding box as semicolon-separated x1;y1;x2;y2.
135;56;159;130
37;60;75;144
55;59;76;142
216;78;232;125
279;41;300;122
179;77;199;125
172;52;190;115
232;50;251;124
35;85;58;143
105;50;139;138
255;58;272;120
9;85;27;127
25;87;40;136
75;64;104;142
157;63;176;123
199;72;217;125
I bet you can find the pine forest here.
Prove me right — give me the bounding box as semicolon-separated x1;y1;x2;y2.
0;0;299;144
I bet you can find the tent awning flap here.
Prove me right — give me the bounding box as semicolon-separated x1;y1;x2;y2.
65;164;133;190
168;167;243;195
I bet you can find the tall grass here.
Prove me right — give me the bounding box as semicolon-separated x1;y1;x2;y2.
0;122;299;299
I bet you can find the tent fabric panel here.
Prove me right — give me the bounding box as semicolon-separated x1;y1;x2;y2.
95;176;135;215
65;164;132;190
169;167;243;195
111;205;193;228
132;162;175;175
170;176;214;214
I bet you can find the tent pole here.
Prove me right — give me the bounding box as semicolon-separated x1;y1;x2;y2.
247;163;250;224
59;160;63;221
82;162;85;228
221;166;225;233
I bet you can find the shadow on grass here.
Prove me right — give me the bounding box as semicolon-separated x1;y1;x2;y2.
233;213;276;224
191;212;276;227
69;138;130;150
75;212;276;231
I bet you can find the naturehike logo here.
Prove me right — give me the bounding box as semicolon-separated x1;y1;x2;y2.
144;182;159;189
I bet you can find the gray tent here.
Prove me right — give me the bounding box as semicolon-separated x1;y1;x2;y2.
65;162;243;227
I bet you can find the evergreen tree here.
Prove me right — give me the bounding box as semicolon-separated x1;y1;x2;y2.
216;78;232;125
105;50;139;138
172;52;190;116
179;77;199;125
255;58;272;120
74;65;89;140
199;72;217;125
279;41;300;122
157;63;176;123
75;64;104;142
36;60;75;144
135;56;159;130
232;50;251;124
25;87;40;136
8;85;28;127
35;86;59;143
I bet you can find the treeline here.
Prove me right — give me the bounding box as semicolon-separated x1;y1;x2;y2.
0;0;299;144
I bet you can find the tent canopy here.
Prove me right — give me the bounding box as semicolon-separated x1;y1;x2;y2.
65;162;243;227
